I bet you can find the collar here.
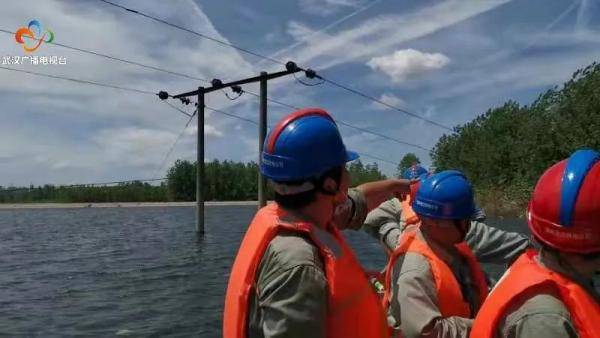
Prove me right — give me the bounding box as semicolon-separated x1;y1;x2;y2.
537;249;600;303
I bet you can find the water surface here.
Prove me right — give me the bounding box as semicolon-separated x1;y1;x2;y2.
0;206;526;336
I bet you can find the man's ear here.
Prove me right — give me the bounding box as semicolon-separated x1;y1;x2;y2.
321;177;339;195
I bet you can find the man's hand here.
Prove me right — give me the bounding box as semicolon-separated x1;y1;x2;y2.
356;179;413;212
395;179;420;202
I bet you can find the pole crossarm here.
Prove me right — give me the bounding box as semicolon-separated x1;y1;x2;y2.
166;61;305;99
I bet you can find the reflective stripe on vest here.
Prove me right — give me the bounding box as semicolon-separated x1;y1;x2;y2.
383;226;488;318
471;250;600;338
400;196;420;226
222;203;389;338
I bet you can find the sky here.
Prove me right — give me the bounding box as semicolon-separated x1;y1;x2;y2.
1;0;599;186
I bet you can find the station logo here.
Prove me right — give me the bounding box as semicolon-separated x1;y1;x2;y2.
15;20;54;53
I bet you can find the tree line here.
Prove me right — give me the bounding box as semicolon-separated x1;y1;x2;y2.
0;159;388;203
431;61;600;215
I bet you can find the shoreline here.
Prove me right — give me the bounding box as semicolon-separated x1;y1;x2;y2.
0;201;261;210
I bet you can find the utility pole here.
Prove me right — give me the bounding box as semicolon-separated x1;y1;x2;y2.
258;72;268;208
159;61;312;235
197;87;205;234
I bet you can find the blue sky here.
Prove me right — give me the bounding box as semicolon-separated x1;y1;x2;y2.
1;0;599;186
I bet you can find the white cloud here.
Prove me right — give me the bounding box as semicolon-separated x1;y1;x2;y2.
279;0;511;71
371;93;406;110
298;0;364;16
185;124;224;137
367;49;450;82
287;21;314;42
428;47;600;101
93;127;178;166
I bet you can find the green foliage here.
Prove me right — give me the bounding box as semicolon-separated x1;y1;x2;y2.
396;153;421;178
0;182;168;203
2;158;388;203
347;160;387;187
431;62;600;214
167;159;264;201
167;159;196;201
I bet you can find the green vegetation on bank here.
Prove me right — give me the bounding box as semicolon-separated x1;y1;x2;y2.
431;62;600;216
0;159;387;203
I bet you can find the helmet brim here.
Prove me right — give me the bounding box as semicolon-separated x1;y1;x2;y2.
346;150;359;162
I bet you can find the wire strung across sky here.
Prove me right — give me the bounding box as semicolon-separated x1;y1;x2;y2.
241;90;431;151
158;99;402;170
98;0;286;66
0;65;417;172
0;28;211;84
0;62;425;164
356;152;400;166
0;20;435;151
0;48;430;151
152;109;198;179
0;65;156;96
95;0;453;131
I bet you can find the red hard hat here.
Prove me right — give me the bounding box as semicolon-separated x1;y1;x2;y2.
528;149;600;254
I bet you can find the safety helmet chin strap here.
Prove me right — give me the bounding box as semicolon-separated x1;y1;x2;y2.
271;167;342;196
451;219;469;241
428;218;469;242
271;181;315;195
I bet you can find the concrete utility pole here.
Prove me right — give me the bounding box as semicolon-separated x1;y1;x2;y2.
258;72;268;208
161;61;310;235
197;87;205;234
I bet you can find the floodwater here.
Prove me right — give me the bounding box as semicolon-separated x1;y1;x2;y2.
0;206;526;337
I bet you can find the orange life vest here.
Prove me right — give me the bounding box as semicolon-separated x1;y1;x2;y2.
222;203;389;338
383;226;489;317
400;196;419;226
471;249;600;338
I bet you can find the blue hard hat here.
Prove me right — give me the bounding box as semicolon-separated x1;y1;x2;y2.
402;165;428;180
260;108;359;181
412;170;476;220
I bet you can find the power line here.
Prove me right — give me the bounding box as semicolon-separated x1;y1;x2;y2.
335;120;430;151
356;152;399;167
316;76;453;131
0;28;211;84
2;66;193;120
153;109;198;178
3;50;427;151
163;100;194;118
0;66;157;96
97;0;286;66
205;105;259;125
0;178;167;193
165;98;402;169
3;63;428;159
242;90;431;151
94;0;453;131
153;104;259;178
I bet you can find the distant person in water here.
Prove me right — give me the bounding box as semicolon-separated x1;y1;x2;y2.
365;170;529;338
471;149;600;338
222;108;412;338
